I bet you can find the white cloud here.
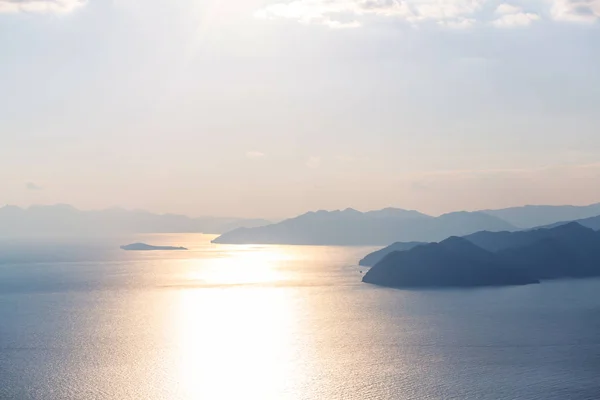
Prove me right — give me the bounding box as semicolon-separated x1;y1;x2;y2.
551;0;600;22
256;0;485;29
495;3;521;14
326;19;362;28
306;156;321;169
493;12;540;27
254;1;364;29
246;151;265;159
255;0;600;28
0;0;85;13
493;4;541;27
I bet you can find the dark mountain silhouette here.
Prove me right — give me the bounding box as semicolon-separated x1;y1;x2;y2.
0;204;270;236
362;223;600;289
120;243;187;251
359;219;600;266
498;222;600;279
481;203;600;229
465;221;600;254
362;237;538;288
462;226;588;253
359;242;426;266
213;209;515;245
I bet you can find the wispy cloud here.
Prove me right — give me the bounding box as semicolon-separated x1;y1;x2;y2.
405;161;600;180
246;151;265;159
495;3;522;14
255;0;483;28
411;181;429;191
306;156;321;169
492;4;540;27
255;0;598;28
335;154;369;163
26;182;43;191
0;0;85;14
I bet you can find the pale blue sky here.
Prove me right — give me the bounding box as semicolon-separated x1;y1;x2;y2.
1;0;600;218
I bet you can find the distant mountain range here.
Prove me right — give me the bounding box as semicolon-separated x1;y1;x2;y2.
481;203;600;229
212;208;516;245
539;214;600;231
0;205;270;236
362;222;600;288
4;202;600;243
213;203;600;246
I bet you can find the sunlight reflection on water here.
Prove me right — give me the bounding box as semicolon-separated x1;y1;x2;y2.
119;234;368;399
170;288;300;399
184;245;292;285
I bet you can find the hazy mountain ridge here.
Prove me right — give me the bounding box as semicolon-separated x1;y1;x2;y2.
537;214;600;231
362;223;600;288
0;204;271;236
213;208;516;245
481;203;600;229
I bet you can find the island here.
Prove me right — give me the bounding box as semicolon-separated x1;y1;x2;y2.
120;243;188;251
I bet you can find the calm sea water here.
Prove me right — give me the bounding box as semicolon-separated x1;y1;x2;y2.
1;234;599;400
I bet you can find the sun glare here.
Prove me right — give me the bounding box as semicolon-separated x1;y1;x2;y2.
185;245;293;286
170;287;300;399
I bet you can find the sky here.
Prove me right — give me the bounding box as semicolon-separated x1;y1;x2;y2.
1;0;600;219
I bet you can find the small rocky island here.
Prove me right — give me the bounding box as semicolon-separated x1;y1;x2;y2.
120;243;188;251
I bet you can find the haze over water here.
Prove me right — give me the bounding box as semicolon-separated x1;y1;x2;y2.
1;234;599;400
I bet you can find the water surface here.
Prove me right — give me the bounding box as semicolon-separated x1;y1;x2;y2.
1;234;599;399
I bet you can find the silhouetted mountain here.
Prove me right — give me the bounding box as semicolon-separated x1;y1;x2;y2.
464;221;600;254
0;205;270;236
358;230;523;267
498;222;600;279
120;243;187;251
362;237;538;288
213;209;515;245
464;227;575;253
359;242;426;266
359;219;600;265
481;203;600;229
362;223;600;289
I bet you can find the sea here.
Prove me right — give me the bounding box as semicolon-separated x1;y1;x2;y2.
0;233;599;400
